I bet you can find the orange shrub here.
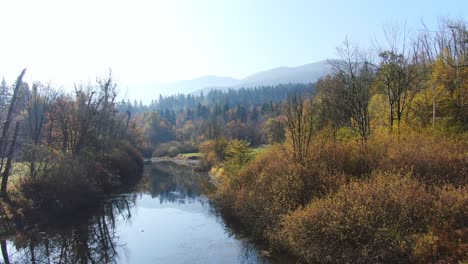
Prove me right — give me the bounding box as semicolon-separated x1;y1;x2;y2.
213;131;467;262
215;145;346;243
313;132;466;185
280;172;434;263
379;135;467;186
316;138;388;177
411;186;468;263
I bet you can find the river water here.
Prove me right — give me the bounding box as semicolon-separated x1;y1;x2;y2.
1;161;295;264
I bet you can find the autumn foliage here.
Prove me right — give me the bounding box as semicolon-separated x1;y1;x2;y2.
212;132;467;263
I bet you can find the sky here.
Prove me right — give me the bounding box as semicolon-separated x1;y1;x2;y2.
0;0;466;96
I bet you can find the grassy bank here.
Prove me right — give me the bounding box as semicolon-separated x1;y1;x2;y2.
208;133;468;263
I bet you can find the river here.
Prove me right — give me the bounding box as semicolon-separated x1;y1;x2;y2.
1;161;296;264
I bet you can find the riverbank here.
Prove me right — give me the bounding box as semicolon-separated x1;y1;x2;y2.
208;134;468;263
1;161;297;264
0;143;145;234
151;154;203;167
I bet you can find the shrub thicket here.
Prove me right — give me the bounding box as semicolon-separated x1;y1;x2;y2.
213;134;467;263
214;144;346;242
280;174;467;263
109;141;144;184
280;173;432;263
19;141;144;214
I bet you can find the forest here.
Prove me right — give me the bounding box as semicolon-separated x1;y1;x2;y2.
0;18;466;263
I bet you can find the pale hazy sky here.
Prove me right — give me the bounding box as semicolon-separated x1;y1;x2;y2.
0;0;466;90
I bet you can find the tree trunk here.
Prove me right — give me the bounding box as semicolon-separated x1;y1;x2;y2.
432;85;436;127
1;121;21;197
0;69;26;170
1;240;10;264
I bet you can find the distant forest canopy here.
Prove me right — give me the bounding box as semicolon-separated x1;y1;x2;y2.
119;83;314;113
116;83;314;149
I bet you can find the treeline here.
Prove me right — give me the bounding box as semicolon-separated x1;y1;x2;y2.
120;83;313;113
314;19;467;139
0;70;144;221
127;83;313;156
206;18;468;263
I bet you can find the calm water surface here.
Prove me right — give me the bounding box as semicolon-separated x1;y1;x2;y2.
1;161;295;264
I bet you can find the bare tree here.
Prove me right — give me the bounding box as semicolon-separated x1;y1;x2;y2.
0;69;26;193
330;38;375;141
315;75;352;131
0;69;26;163
415;22;441;127
95;70;118;141
284;94;314;165
0;78;9;124
377;24;425;134
23;82;59;179
438;19;467;129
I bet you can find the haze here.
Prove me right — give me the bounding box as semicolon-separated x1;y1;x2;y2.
0;0;466;99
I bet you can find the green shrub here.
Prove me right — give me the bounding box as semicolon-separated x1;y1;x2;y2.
152;141;198;157
223;139;252;170
199;138;228;168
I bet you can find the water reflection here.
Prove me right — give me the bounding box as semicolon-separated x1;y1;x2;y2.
2;162;295;264
2;194;136;264
141;161;211;204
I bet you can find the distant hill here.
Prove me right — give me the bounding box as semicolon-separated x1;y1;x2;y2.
239;60;332;88
130;60;332;101
166;75;240;93
194;60;332;95
129;75;239;101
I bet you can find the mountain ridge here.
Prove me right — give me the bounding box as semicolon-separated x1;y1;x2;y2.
131;60;332;101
